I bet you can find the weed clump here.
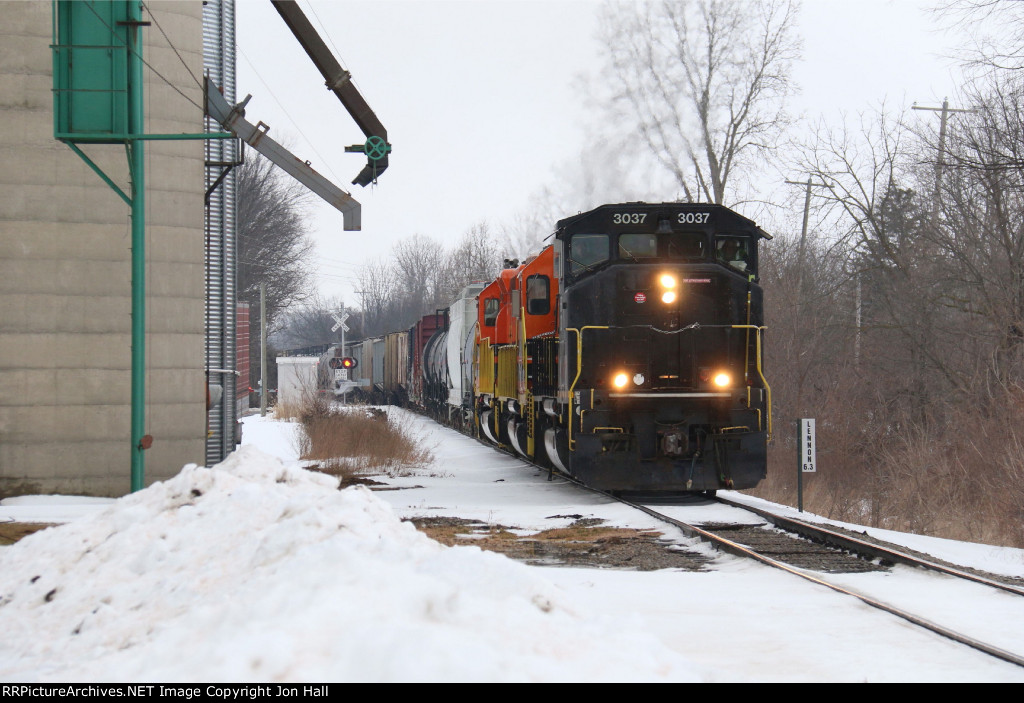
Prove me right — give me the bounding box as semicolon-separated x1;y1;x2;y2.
296;398;433;482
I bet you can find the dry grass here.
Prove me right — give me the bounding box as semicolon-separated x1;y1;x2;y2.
0;522;54;545
295;395;434;482
750;400;1024;548
273;399;306;422
408;517;706;570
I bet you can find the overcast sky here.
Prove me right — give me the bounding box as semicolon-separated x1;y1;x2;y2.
234;0;967;306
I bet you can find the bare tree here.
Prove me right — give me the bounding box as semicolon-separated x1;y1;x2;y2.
436;221;505;300
272;294;353;350
793;109;912;264
930;73;1024;393
236;153;315;328
357;257;396;337
793;107;970;413
935;0;1024;74
752;4;1024;544
393;234;446;323
502;188;564;260
597;0;801;204
357;224;511;336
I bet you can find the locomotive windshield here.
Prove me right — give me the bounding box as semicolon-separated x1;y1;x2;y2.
618;233;658;259
570;233;609;274
665;232;704;259
614;232;704;261
569;224;756;275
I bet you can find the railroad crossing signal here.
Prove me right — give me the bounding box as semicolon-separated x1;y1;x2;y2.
331;311;350;333
329;356;357;370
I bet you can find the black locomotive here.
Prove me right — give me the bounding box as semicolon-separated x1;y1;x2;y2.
328;202;772;494
544;202;772;492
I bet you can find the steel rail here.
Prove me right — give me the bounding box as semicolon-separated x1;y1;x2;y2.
428;413;1024;668
603;492;1024;669
715;495;1024;598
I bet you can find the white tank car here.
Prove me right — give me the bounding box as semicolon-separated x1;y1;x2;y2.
446;283;486;413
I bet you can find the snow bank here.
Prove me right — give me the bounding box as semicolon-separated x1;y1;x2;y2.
0;446;703;682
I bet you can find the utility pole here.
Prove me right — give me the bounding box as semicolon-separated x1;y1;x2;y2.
785;177;832;465
354;290;366;337
855;277;862;367
912;98;975;222
785;178;830;298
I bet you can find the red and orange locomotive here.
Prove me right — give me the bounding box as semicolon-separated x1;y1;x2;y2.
336;202;772;493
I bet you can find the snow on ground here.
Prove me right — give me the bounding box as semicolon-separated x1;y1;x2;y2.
1;407;1023;682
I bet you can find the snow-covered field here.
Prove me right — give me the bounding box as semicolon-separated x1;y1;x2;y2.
1;407;1023;682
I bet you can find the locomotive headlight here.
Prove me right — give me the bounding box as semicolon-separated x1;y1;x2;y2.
661;291;677;304
633;373;645;386
613;373;630;389
659;273;677;289
712;372;732;388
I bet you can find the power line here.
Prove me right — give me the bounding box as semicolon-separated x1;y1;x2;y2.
235;44;344;184
301;0;381;120
304;0;348;67
141;1;204;92
81;1;206;114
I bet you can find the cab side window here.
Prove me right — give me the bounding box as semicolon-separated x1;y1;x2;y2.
715;236;753;275
483;297;499;326
526;275;550;315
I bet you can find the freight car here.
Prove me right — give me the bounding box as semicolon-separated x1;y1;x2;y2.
330;202;772;493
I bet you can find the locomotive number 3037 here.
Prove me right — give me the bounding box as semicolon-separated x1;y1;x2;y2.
677;212;711;224
611;212;713;224
612;212;648;224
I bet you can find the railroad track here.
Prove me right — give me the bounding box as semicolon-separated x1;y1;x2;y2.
599;489;1024;669
712;494;1024;596
413;411;1024;670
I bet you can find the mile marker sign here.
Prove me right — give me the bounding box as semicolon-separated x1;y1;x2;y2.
800;418;816;473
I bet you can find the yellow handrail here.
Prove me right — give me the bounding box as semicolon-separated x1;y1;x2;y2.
730;324;772;440
566;326;609;450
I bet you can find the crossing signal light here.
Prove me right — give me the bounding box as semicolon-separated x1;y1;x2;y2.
341;357;357;369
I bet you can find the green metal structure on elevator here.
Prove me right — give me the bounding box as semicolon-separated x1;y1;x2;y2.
52;0;388;492
52;0;231;492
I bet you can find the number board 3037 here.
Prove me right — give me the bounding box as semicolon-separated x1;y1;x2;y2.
611;212;648;225
610;211;713;226
677;211;711;224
